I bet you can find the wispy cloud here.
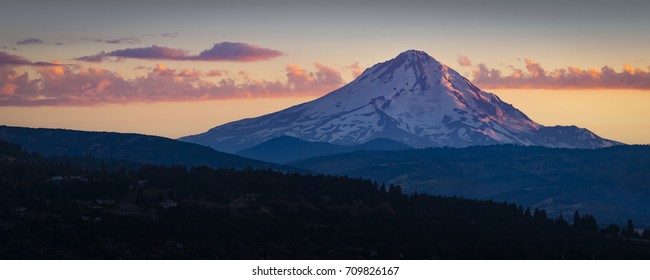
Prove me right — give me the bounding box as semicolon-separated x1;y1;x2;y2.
160;32;180;38
76;42;283;63
16;38;43;45
75;52;113;63
84;37;142;45
471;59;650;90
345;62;364;78
0;61;344;106
457;55;472;67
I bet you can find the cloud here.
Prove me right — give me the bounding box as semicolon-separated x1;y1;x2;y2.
194;42;282;62
0;52;33;66
0;51;61;67
16;38;43;45
286;62;343;94
87;37;141;44
75;42;282;62
0;68;40;96
346;62;364;78
161;32;180;38
472;59;650;90
75;52;111;63
206;69;226;77
457;55;472;67
109;45;188;60
0;62;344;106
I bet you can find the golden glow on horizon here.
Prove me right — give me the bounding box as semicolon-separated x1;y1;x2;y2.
1;90;649;145
495;89;650;144
0;97;315;138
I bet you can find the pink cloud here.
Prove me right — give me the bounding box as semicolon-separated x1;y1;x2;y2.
206;69;225;77
472;59;650;90
286;62;343;94
0;62;344;106
76;42;282;63
0;68;40;96
346;62;364;78
457;55;472;67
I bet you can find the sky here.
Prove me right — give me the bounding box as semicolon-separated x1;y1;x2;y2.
1;0;650;144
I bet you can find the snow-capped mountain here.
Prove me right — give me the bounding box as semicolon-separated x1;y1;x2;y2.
181;50;621;153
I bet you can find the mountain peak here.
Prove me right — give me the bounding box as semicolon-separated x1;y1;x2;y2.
395;50;443;66
397;49;432;58
181;50;621;152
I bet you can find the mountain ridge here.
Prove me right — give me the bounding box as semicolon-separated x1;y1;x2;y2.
0;125;292;171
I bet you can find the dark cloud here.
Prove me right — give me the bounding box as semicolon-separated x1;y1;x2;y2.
85;37;141;44
0;52;33;66
0;62;343;106
472;59;650;90
161;32;179;38
75;52;110;63
108;45;187;60
194;42;282;62
0;51;61;67
75;42;282;63
16;38;43;45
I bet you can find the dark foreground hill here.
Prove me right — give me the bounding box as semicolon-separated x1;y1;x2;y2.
1;140;649;259
0;125;289;171
291;145;650;226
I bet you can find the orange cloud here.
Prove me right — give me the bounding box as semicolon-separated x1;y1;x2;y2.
206;69;225;77
286;63;343;95
472;59;650;90
0;62;345;106
346;62;364;78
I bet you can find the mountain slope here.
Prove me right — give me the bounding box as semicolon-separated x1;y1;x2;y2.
181;50;620;152
290;145;650;226
0;125;287;170
236;136;411;164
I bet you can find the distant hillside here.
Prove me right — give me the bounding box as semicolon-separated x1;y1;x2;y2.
291;145;650;226
0;125;289;171
237;136;411;164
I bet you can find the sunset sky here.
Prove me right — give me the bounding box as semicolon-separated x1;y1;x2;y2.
1;0;649;144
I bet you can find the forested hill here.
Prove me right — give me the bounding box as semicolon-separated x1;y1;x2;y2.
1;140;649;259
291;144;650;226
0;125;292;171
